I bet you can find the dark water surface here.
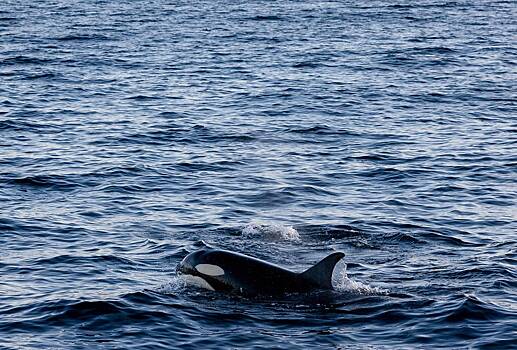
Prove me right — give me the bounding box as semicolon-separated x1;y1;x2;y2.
1;0;516;348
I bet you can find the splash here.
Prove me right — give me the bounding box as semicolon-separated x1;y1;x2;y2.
333;264;389;295
156;276;188;294
242;221;301;242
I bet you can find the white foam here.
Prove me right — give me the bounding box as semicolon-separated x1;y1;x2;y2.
156;276;188;294
333;264;389;295
242;221;301;242
158;274;218;294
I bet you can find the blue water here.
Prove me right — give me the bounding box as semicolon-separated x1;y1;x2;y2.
1;0;516;348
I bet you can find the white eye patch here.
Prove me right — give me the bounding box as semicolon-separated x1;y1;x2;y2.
195;264;225;276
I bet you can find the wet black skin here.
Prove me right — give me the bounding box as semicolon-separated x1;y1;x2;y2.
177;248;344;297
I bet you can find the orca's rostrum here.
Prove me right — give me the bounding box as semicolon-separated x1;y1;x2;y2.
177;248;345;296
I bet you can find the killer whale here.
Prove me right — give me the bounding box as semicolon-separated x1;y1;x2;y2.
177;248;345;297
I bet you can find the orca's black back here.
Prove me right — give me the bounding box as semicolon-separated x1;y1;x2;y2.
201;250;317;296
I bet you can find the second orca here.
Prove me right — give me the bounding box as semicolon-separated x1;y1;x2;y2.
177;248;345;297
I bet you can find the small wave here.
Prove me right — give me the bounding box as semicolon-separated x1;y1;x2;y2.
299;224;365;240
242;222;301;242
0;16;17;22
443;294;514;323
92;164;150;177
292;62;322;69
0;217;17;231
357;167;432;181
379;231;425;245
422;229;485;247
0;295;177;334
212;134;256;142
156;111;182;118
352;153;391;162
55;34;111;42
0;56;52;66
0;119;60;132
434;264;516;281
21;72;58;80
287;125;358;136
8;174;83;191
126;95;162;101
96;183;157;194
175;161;236;172
29;254;139;267
241;189;297;208
247;15;284;21
106;126;256;147
410;47;457;55
0;217;50;235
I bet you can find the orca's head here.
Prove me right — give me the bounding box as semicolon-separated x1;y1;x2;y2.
176;249;203;276
176;249;226;291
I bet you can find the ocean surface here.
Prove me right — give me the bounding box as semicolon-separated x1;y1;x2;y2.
1;0;516;348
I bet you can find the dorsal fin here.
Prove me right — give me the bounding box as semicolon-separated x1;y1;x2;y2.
299;252;345;289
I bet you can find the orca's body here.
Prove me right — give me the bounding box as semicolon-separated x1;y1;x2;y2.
177;248;345;297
